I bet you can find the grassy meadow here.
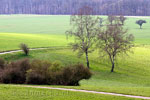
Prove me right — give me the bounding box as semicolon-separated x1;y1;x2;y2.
0;85;140;100
0;15;150;99
0;33;69;51
0;15;150;51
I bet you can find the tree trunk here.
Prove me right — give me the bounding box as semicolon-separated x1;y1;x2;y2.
111;56;115;72
111;62;115;72
85;51;90;69
140;25;142;29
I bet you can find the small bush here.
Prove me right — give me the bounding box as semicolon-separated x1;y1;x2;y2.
26;69;46;84
26;59;52;84
20;43;29;56
58;67;74;85
47;64;92;86
61;64;92;86
1;67;23;84
19;58;31;73
1;59;30;84
49;61;62;72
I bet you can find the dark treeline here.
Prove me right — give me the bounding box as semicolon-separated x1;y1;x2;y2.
0;0;150;16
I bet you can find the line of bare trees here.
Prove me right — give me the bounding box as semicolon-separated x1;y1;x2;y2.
66;7;134;72
0;0;150;16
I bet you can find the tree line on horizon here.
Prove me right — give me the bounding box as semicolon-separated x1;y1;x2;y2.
0;0;150;16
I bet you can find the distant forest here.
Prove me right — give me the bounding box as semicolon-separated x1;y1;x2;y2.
0;0;150;16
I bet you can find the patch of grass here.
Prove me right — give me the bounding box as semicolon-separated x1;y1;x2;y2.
0;33;72;51
0;15;70;34
125;17;150;45
0;84;141;100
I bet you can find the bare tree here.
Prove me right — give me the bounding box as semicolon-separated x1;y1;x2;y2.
136;20;147;29
119;15;127;25
99;18;104;27
66;6;99;69
97;16;134;72
108;15;116;25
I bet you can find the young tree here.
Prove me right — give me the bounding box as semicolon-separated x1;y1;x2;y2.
119;15;127;25
136;20;146;29
108;15;116;25
20;43;29;56
99;18;104;27
66;6;99;69
97;16;134;72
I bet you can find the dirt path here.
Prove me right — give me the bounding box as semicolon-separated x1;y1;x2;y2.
20;85;150;100
0;46;68;55
0;48;48;55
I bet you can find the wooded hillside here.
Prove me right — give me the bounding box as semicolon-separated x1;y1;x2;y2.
0;0;149;16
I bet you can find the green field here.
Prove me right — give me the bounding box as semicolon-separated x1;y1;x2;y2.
0;33;70;51
0;85;140;100
0;15;150;51
0;15;150;99
0;15;70;34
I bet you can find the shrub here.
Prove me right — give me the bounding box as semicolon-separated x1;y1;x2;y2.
0;58;5;69
61;64;92;86
26;60;92;86
20;43;29;56
26;69;46;84
47;64;92;86
0;58;5;82
49;61;62;72
1;67;24;84
58;67;74;85
26;59;52;84
0;58;92;86
1;59;30;84
19;58;31;73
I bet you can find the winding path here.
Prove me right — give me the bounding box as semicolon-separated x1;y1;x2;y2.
0;46;68;55
19;85;150;100
0;48;48;55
